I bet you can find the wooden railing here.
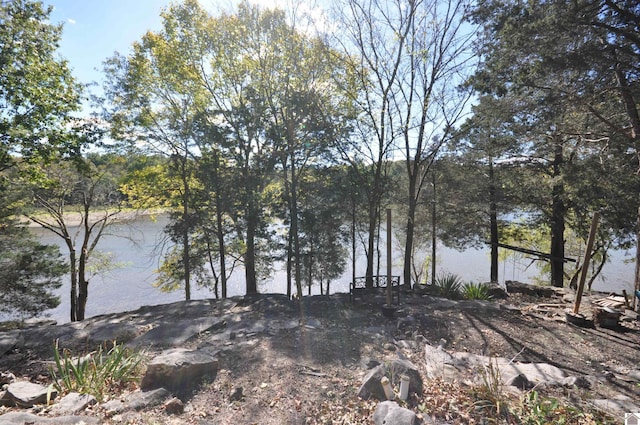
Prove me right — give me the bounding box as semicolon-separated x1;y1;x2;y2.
350;275;401;304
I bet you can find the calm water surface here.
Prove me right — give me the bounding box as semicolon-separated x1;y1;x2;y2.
30;215;635;324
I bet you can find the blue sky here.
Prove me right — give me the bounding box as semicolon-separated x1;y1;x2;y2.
49;0;174;87
47;0;295;88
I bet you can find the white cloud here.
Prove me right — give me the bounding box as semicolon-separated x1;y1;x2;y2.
67;18;76;25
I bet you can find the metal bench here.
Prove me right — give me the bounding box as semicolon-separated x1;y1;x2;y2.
350;275;401;304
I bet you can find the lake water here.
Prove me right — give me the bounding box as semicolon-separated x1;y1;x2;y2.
29;215;635;324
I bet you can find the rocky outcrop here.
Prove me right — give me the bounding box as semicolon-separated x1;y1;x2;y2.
140;347;219;394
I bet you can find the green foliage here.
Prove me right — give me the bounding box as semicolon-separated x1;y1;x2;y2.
50;340;145;402
0;0;81;169
0;224;65;318
517;390;603;425
433;272;463;299
473;358;510;419
461;282;493;300
0;176;65;318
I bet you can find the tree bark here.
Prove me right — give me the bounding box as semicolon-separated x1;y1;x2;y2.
403;176;417;288
550;141;565;288
489;158;499;283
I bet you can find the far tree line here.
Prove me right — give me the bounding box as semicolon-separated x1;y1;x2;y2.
1;0;638;322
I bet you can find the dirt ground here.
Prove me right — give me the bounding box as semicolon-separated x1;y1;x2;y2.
2;286;639;424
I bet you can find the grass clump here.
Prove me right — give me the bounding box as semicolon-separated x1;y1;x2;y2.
462;282;493;300
49;340;146;402
434;272;463;299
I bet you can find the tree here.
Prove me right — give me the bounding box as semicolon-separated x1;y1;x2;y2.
0;0;81;168
333;0;475;288
0;174;65;319
24;157;124;321
0;0;81;318
468;0;640;287
103;3;207;300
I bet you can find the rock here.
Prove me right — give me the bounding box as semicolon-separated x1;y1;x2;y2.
164;397;184;414
505;373;532;390
592;394;640;417
77;322;139;345
141;348;219;394
389;358;423;395
102;388;170;414
49;392;97;415
505;281;556;298
424;343;458;380
0;412;100;424
229;387;243;402
486;282;508;299
561;375;591;389
361;357;381;370
357;365;387;401
22;318;57;328
383;343;396;352
129;317;226;348
0;332;22;357
372;401;417;425
0;372;15;386
3;381;57;407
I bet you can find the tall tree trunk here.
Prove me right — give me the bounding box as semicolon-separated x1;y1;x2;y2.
68;243;77;322
635;206;640;311
77;247;88;321
431;172;437;286
215;199;227;299
290;151;303;298
403;176;417;287
365;198;377;289
489;158;499;283
550;142;565;288
245;209;258;294
181;159;191;301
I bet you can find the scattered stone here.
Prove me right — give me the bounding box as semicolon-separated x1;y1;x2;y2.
48;392;96;415
0;372;15;386
361;357;380;370
372;401;417;425
164;397;184;415
141;348;219;394
3;381;57;407
102;388;170;415
0;411;100;424
357;365;387;401
388;358;423;395
383;343;396;352
229;386;243;402
561;375;591;389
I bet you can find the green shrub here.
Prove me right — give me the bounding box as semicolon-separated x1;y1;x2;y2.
49;340;145;402
434;272;463;299
462;282;493;300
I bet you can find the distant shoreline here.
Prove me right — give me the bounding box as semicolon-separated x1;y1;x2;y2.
22;208;168;228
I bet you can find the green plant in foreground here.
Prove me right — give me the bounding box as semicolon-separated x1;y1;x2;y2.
434;272;463;299
50;340;145;402
462;282;493;300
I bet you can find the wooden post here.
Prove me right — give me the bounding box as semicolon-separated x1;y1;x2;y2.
573;211;600;314
386;208;392;306
635;207;640;312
